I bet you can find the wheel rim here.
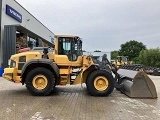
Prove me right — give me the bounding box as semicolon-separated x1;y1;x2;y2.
32;75;48;90
94;76;109;91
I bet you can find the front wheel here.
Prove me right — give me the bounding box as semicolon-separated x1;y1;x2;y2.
86;70;114;96
25;67;56;96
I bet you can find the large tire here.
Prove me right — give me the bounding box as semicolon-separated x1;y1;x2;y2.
86;70;114;96
25;67;55;96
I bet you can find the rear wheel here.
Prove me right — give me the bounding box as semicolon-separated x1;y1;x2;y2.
86;70;114;96
25;67;55;96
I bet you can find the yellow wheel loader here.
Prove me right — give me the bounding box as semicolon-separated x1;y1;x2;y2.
112;56;132;70
2;35;157;98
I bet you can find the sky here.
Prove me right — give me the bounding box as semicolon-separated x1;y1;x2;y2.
16;0;160;52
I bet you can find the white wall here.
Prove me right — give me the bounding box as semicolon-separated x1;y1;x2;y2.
1;0;54;42
0;0;55;67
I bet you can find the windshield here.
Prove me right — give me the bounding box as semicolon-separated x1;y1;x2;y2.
122;56;128;62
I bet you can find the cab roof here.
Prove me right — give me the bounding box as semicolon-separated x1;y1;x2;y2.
55;35;79;38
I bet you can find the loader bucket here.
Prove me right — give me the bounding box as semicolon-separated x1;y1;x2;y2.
117;67;157;99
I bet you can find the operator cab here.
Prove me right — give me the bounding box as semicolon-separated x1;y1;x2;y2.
57;36;82;61
53;35;83;67
117;56;128;63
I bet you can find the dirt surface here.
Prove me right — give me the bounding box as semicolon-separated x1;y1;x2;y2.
0;75;160;120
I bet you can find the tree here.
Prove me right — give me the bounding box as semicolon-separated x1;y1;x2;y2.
111;50;119;60
138;48;160;67
119;40;146;61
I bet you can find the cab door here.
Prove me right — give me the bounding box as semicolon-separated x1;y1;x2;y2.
56;37;82;67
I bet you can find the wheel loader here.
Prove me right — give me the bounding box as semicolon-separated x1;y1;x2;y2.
2;35;157;98
112;56;132;70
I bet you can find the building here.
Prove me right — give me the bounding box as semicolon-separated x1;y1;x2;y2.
0;0;55;68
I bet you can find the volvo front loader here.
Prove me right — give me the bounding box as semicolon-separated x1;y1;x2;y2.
2;35;157;98
112;56;132;70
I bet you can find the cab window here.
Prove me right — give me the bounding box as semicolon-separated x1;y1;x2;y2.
58;37;82;61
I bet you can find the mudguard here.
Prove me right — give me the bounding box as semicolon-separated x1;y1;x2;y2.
21;59;59;78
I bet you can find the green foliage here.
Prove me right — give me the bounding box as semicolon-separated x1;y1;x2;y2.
110;40;160;67
119;40;146;60
111;50;119;60
132;57;139;64
138;48;160;67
